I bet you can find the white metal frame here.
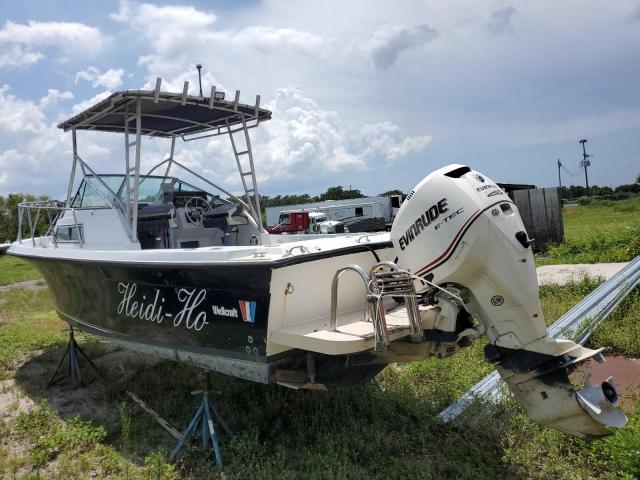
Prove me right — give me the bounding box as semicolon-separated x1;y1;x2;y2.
53;77;268;245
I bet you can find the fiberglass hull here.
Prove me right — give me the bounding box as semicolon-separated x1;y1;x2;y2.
11;240;394;384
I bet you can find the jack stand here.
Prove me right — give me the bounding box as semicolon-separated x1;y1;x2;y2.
171;372;232;465
47;326;101;388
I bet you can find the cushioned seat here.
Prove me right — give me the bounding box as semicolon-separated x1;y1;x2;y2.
202;204;243;229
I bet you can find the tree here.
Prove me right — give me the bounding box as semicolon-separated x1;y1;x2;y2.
379;189;404;197
318;186;364;201
0;193;52;242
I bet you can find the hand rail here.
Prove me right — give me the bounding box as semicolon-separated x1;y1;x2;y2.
369;262;423;340
17;201;83;248
331;262;415;352
330;265;371;331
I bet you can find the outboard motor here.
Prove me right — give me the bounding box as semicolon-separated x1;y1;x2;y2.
391;164;627;438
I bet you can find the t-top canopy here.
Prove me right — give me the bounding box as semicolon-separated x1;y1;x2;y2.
57;88;272;139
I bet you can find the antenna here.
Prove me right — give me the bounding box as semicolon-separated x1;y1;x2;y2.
195;64;203;98
579;139;591;190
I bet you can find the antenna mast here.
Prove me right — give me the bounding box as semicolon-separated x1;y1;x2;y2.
579;139;591;190
196;64;203;98
557;158;562;189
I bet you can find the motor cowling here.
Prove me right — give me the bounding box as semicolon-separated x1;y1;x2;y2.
391;164;627;438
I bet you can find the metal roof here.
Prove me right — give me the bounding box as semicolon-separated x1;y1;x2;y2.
57;89;272;138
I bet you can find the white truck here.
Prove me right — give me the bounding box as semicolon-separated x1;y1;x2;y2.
266;195;403;233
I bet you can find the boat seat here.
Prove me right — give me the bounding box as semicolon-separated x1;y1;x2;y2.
202;204;246;229
137;204;173;249
137;203;173;220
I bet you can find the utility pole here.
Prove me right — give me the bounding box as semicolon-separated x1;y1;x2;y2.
579;139;591;191
557;158;562;189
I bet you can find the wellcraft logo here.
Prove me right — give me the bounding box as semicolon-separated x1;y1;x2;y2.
239;300;256;323
211;305;239;318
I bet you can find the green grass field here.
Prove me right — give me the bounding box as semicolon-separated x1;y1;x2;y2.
0;255;42;286
0;200;639;478
539;198;640;265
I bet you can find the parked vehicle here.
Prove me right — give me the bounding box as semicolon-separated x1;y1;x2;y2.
267;211;345;234
267;195;403;233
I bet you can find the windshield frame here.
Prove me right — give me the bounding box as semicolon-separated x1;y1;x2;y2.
71;174;230;209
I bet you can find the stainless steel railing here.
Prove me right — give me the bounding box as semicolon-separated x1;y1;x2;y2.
17;201;84;248
330;261;423;351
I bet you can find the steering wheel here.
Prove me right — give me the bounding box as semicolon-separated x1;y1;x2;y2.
185;196;211;226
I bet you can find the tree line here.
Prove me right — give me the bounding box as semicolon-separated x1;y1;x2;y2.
559;182;639;200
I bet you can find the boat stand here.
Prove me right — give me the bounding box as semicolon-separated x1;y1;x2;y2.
171;373;232;465
47;326;101;388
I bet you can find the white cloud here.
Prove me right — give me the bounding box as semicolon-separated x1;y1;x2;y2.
110;0;132;22
0;20;105;67
0;44;43;68
39;89;74;109
350;122;432;162
71;90;113;115
231;87;430;185
0;87;68;194
486;6;516;34
0;86;118;196
75;67;125;89
365;24;439;70
0;85;47;133
0;20;103;49
118;2;327;75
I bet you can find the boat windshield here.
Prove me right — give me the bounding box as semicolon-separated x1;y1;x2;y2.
71;175;228;208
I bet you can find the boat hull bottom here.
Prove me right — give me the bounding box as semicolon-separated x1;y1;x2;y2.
61;311;387;389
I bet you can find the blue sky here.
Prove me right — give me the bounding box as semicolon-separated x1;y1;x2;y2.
0;0;639;198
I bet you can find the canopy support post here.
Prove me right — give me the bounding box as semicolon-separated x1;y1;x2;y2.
124;103;132;227
131;97;142;242
124;99;142;243
164;137;176;178
66;129;79;207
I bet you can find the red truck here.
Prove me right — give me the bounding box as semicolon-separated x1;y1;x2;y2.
267;211;344;234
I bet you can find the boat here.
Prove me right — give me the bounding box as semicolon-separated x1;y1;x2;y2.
0;242;10;255
9;78;628;438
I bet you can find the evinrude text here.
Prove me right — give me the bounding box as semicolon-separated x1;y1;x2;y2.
399;198;449;251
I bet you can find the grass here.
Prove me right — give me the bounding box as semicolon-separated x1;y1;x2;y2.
538;197;640;265
0;277;639;479
0;289;65;379
0;255;42;286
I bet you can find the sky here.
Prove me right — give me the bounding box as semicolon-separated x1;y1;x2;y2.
0;0;639;199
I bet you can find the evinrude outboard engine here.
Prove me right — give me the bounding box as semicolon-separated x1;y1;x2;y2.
391;164;627;438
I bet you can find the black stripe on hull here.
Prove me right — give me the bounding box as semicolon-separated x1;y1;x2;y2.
16;241;392;362
33;258;273;357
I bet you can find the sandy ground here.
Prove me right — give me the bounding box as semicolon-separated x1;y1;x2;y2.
0;280;45;293
536;262;628;286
